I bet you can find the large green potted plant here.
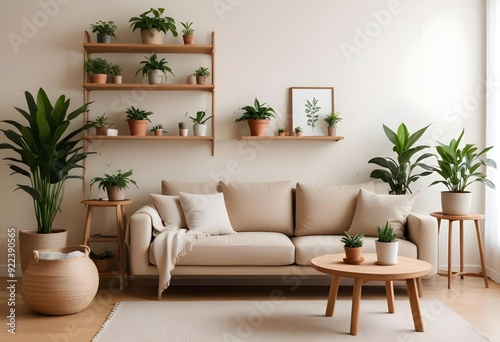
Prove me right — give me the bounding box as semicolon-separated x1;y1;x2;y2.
0;88;94;272
235;98;276;136
129;7;178;44
125;106;153;136
135;53;174;84
421;128;496;215
368;123;433;195
90;169;138;201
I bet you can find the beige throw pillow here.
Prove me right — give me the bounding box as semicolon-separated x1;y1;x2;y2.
150;194;187;228
178;192;235;235
295;181;374;236
161;181;219;195
348;189;417;239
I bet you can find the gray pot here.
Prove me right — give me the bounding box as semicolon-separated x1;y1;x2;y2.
96;34;112;43
148;70;164;84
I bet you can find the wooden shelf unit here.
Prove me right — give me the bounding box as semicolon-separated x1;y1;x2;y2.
239;136;344;141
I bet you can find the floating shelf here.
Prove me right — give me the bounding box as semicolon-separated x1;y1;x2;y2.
83;43;213;55
83;135;214;141
83;83;214;91
238;136;344;141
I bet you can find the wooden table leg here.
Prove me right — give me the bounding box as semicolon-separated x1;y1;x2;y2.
474;219;489;288
350;278;363;336
417;278;423;298
448;220;453;289
406;278;424;332
385;281;395;313
460;220;464;279
83;205;93;245
325;276;340;317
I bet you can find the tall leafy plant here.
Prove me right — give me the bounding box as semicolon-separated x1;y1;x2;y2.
368;123;433;195
0;88;94;233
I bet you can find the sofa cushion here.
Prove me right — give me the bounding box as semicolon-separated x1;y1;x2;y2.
348;189;417;239
162;181;219;195
295;181;374;236
218;181;294;235
150;194;187;228
292;235;417;266
179;192;235;235
150;232;295;266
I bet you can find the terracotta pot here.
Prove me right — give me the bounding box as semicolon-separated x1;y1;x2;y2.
93;257;116;273
441;191;472;216
140;29;165;44
278;132;285;136
95;126;108;136
127;119;149;136
183;34;194;45
375;241;399;265
154;129;163;136
196;76;208;85
343;246;363;264
107;186;125;201
247;119;269;136
89;73;107;84
19;229;68;274
327;125;337;136
295;131;303;137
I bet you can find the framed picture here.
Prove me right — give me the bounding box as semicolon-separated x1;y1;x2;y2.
289;87;334;136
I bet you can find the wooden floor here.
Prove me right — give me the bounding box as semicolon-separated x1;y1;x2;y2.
2;275;499;341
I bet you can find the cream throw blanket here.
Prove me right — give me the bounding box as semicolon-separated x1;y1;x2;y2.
126;205;205;299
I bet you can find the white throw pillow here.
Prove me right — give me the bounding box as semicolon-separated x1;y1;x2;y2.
150;194;187;228
178;192;235;235
348;189;417;239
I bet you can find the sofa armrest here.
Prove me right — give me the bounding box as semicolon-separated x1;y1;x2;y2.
129;211;154;276
406;209;438;277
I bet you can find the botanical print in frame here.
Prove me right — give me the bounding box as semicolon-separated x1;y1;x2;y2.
289;87;334;136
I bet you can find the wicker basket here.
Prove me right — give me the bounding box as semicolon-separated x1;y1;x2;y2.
21;245;99;315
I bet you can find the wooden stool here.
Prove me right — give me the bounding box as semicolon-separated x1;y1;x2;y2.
82;199;132;291
430;212;489;289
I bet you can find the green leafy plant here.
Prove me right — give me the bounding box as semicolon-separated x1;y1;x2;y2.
294;126;303;132
186;111;212;124
90;20;117;37
181;21;194;35
305;97;320;131
90;169;138;192
109;64;122;76
150;123;164;131
135;53;174;79
125;106;153;121
94;114;113;127
324;112;342;127
368;123;433;195
194;67;210;77
377;222;397;242
84;57;111;74
90;250;114;260
278;127;285;133
340;231;364;248
235;98;276;122
421;128;496;192
129;7;178;37
0;88;94;234
178;122;186;129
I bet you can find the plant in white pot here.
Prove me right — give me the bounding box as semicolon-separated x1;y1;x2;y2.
136;53;174;85
421;128;496;215
90;169;138;201
90;20;117;43
235;98;276;136
0;88;95;272
186;110;212;136
129;7;178;44
109;64;122;84
323;112;342;136
375;221;398;265
340;231;364;264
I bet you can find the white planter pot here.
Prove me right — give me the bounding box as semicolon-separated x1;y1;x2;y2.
140;29;165;44
187;75;196;84
193;124;207;136
179;128;188;136
148;70;164;84
441;191;472;216
375;240;399;265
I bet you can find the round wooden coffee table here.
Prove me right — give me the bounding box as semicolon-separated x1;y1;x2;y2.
311;253;432;336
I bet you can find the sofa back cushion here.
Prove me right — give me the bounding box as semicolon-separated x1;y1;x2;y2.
161;181;219;195
294;181;374;236
218;181;294;235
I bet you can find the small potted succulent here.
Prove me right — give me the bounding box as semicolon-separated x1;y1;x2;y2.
151;123;165;136
84;57;111;84
186;111;212;136
90;250;115;272
340;231;364;264
294;126;303;137
277;127;286;137
323;112;342;136
109;64;122;84
181;21;194;44
178;122;188;136
235;98;276;136
125;106;153;136
90;20;117;43
90;168;138;201
194;66;210;84
136;53;174;84
94;113;113;135
375;221;398;265
129;7;178;44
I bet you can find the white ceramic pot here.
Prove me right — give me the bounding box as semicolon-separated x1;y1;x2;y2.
148;70;164;84
375;240;399;265
441;191;472;215
140;29;165;44
106;128;118;136
179;128;188;136
193;124;207;136
187;75;196;84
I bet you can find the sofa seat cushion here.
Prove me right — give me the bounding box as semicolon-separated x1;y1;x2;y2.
149;232;295;266
292;235;418;266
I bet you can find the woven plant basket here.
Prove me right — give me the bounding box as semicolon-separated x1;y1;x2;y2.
21;245;99;315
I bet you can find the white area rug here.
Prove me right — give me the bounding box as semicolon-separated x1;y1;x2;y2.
93;300;490;341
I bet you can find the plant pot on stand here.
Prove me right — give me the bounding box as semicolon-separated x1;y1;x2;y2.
107;185;125;201
375;241;399;265
441;191;472;215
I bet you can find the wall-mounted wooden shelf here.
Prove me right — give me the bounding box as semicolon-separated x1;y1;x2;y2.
238;136;344;141
83;43;213;55
83;83;214;91
83;135;214;141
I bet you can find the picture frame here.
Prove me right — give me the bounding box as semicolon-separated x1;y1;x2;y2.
289;87;334;136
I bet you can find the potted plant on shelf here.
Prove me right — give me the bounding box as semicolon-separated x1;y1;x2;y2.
181;21;194;44
235;98;276;136
340;231;364;264
375;221;399;265
94;113;113;136
136;53;174;85
90;168;138;201
368;123;433;195
90;250;115;272
324;112;342;136
294;126;303;137
194;66;210;85
151;123;165;136
84;57;111;84
186;111;212;136
277;127;286;137
129;7;178;45
0;88;95;272
125;106;153;136
90;20;117;43
178;122;188;136
109;64;122;84
421;128;496;215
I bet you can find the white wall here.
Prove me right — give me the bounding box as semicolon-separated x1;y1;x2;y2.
0;0;488;274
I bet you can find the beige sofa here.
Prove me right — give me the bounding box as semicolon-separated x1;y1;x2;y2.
128;181;438;283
